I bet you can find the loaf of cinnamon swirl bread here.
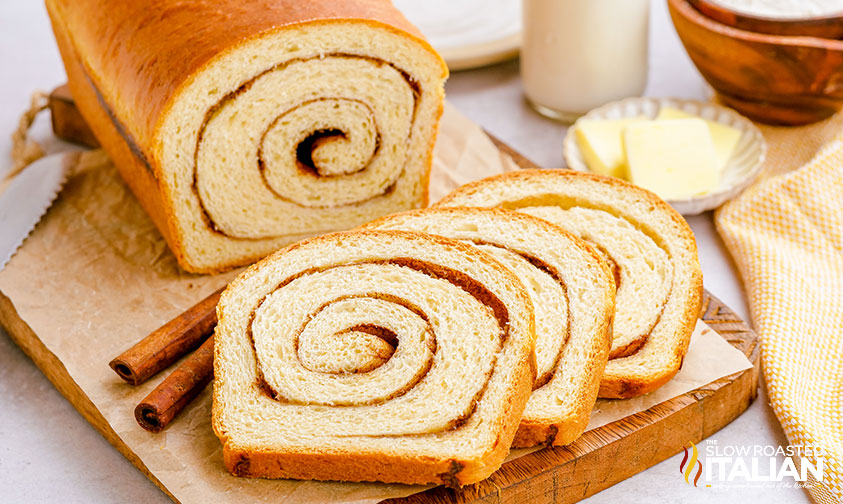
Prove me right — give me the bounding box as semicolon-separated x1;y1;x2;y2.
212;231;536;485
46;0;448;273
437;170;704;399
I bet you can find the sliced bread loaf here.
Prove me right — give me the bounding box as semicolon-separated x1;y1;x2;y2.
47;0;448;273
213;230;536;485
436;169;703;399
363;208;615;447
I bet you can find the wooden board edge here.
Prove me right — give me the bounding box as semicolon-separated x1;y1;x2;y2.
488;134;542;170
0;291;180;504
50;84;101;148
387;370;757;504
380;291;759;503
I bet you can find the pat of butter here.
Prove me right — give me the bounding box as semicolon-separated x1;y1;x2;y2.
575;117;647;178
656;107;741;173
624;118;719;200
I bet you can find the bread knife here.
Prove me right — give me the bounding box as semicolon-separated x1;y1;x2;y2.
0;153;71;271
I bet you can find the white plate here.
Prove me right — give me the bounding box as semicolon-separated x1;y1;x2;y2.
393;0;521;71
563;97;767;216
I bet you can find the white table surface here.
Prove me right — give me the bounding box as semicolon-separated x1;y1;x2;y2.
0;1;811;503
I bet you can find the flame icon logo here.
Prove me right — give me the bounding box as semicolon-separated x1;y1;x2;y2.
680;442;703;487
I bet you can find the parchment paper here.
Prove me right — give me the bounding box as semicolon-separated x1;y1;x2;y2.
0;102;751;504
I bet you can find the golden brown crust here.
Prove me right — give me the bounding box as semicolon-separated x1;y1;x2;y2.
417;93;445;209
45;0;445;148
46;2;182;261
46;0;447;274
213;230;536;485
222;445;459;486
436;169;703;400
597;200;702;398
512;304;613;447
596;273;702;399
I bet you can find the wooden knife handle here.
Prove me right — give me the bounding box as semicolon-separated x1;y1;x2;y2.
49;84;99;148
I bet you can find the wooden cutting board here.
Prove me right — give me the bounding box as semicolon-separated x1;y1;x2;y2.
2;86;760;504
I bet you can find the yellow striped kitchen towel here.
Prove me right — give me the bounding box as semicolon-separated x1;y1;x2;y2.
715;112;843;504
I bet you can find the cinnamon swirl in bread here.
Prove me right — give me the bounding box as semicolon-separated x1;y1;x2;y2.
363;208;615;447
46;0;448;273
437;170;703;399
212;231;536;485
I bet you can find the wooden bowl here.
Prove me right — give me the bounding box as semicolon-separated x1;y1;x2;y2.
669;0;843;125
689;0;843;39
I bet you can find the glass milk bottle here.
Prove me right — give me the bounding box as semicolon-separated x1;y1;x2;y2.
522;0;650;122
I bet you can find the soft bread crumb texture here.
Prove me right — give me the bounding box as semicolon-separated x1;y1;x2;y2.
520;205;671;359
436;170;703;399
213;230;535;484
161;22;447;273
363;207;615;447
47;0;448;273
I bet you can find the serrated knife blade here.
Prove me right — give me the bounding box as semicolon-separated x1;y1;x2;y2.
0;153;71;270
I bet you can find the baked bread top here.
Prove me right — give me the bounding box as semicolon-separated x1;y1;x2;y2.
47;0;449;273
46;0;444;150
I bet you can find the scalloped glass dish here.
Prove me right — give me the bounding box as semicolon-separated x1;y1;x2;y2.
563;98;767;215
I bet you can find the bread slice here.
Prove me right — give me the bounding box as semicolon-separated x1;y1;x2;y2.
46;0;448;273
436;169;703;399
363;208;615;447
212;230;537;485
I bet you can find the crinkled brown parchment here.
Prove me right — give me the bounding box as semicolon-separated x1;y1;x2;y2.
0;103;750;504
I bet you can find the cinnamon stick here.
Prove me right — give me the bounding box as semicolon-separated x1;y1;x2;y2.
109;287;223;385
134;335;215;432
